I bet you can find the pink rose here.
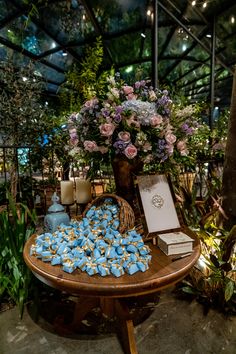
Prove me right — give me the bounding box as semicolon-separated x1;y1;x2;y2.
122;86;137;100
84;98;98;108
166;144;174;155
99;123;115;136
127;93;137;100
122;85;134;95
177;140;188;156
177;140;186;151
150;114;163;127
118;131;131;143
124;144;138;159
83;140;98;152
165;132;176;144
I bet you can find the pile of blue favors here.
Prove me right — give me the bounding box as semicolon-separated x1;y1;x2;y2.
30;198;151;277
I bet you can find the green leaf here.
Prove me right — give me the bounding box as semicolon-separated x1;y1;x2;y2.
181;286;198;295
224;279;235;302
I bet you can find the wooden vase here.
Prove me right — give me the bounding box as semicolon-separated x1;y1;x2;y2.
111;155;143;207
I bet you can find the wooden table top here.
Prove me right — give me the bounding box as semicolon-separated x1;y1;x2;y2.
23;229;200;298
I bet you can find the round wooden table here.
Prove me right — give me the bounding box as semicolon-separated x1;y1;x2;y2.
23;229;200;354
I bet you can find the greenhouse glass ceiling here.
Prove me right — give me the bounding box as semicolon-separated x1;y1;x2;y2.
0;0;235;107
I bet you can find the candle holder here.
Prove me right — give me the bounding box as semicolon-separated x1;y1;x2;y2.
61;203;75;218
75;202;88;216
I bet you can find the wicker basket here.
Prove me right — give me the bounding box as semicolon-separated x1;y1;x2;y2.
82;193;135;234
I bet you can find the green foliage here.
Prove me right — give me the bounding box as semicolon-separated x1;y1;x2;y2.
0;58;58;177
180;224;236;313
210;109;229;161
0;60;52;147
59;36;112;112
176;178;236;313
0;193;37;317
0;181;10;205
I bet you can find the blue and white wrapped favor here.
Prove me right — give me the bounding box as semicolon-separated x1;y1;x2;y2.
105;246;117;259
51;255;61;266
98;264;110;276
126;244;137;253
86;262;99;276
126;262;139;275
72;247;85;258
77;256;89;271
110;263;125;277
116;246;124;255
139;245;151;256
137;260;149;272
93;248;101;259
62;261;76;273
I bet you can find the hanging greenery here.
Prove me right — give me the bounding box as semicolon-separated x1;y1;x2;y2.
59;36;111;113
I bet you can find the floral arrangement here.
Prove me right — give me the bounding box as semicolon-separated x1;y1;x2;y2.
172;103;210;163
67;74;201;170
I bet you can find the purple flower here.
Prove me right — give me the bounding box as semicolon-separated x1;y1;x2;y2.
181;123;189;131
181;123;194;135
113;139;129;153
116;106;123;114
114;113;122;123
157;139;167;149
186;127;194;135
102;108;110;117
69;113;77;122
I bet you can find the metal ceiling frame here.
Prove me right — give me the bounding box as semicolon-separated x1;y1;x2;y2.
0;0;235;106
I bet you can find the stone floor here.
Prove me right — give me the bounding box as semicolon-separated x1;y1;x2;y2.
0;287;236;354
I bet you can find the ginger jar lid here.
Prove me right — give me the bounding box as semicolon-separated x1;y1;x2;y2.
48;192;65;213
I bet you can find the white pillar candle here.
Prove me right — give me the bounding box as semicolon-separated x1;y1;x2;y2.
75;178;92;204
60;180;74;205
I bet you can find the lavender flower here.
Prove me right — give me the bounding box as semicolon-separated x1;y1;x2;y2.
113;139;129;153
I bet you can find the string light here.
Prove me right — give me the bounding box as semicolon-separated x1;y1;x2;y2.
125;66;133;73
147;9;151;16
191;0;209;8
231;16;235;24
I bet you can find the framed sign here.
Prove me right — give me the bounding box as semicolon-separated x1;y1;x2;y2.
137;174;181;237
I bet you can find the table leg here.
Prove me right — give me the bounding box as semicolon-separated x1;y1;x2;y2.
54;296;99;335
115;299;138;354
71;297;100;328
53;296;139;354
100;297;116;318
